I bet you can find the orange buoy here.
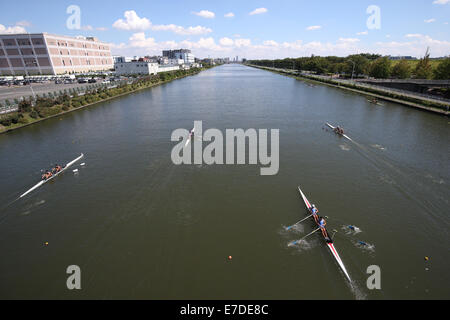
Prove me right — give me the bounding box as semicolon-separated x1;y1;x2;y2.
228;255;232;260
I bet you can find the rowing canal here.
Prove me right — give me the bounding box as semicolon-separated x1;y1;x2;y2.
0;64;449;299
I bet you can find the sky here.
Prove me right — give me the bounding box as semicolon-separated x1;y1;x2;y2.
0;0;449;59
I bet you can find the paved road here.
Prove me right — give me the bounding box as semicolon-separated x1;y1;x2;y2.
0;82;94;102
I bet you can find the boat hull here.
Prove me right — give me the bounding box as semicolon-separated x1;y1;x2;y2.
297;186;351;282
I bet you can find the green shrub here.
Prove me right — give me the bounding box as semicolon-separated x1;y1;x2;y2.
29;109;39;119
18;99;32;113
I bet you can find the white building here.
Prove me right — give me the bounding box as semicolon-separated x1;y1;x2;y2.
158;65;180;73
0;33;113;75
113;56;132;63
168;58;184;65
114;61;159;75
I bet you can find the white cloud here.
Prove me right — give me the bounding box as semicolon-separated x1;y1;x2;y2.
234;38;252;47
110;32;450;60
224;12;235;18
81;25;93;31
433;0;450;4
96;27;108;31
405;33;423;38
374;35;450;57
219;37;234;46
192;10;215;19
306;25;321;31
0;24;26;34
338;38;360;43
16;20;31;27
263;40;279;47
424;18;436;23
357;31;368;35
249;8;268;15
151;24;212;35
113;10;212;35
113;10;151;30
444;22;449;25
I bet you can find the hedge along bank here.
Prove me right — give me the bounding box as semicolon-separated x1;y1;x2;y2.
0;67;213;134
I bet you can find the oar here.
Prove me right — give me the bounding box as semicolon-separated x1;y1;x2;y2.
289;227;321;246
286;214;313;230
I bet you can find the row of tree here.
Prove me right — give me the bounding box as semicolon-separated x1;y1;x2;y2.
1;67;208;129
248;50;450;80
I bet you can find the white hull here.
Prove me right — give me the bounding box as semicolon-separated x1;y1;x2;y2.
298;186;351;282
185;128;195;147
20;153;84;198
326;123;352;141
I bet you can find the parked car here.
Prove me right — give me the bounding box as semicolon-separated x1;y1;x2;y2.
88;78;97;83
77;78;88;84
102;79;110;84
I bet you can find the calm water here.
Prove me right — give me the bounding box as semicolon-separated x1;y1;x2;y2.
0;64;449;299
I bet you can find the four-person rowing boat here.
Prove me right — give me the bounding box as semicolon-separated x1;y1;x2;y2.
19;153;84;198
297;186;352;282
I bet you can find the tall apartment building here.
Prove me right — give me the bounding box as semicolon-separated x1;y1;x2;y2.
162;49;195;65
0;33;113;75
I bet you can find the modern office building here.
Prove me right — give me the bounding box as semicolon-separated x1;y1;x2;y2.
162;49;195;65
0;33;113;75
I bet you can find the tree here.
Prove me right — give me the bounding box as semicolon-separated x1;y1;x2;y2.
391;60;411;79
369;57;391;79
415;48;433;79
18;99;32;113
346;55;370;77
433;57;450;80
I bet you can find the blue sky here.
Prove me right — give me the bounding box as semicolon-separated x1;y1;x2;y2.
1;0;449;58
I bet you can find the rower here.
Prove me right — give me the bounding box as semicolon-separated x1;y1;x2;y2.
311;204;319;216
55;164;62;173
318;216;330;240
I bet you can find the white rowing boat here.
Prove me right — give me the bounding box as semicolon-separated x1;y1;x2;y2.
326;122;352;141
185;128;195;147
297;186;352;282
367;99;383;106
19;153;84;198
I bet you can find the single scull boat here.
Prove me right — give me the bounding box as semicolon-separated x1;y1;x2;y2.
185;128;195;147
297;186;351;282
326;122;352;141
19;153;84;198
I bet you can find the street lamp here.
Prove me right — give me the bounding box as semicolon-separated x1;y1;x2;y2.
348;59;356;82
